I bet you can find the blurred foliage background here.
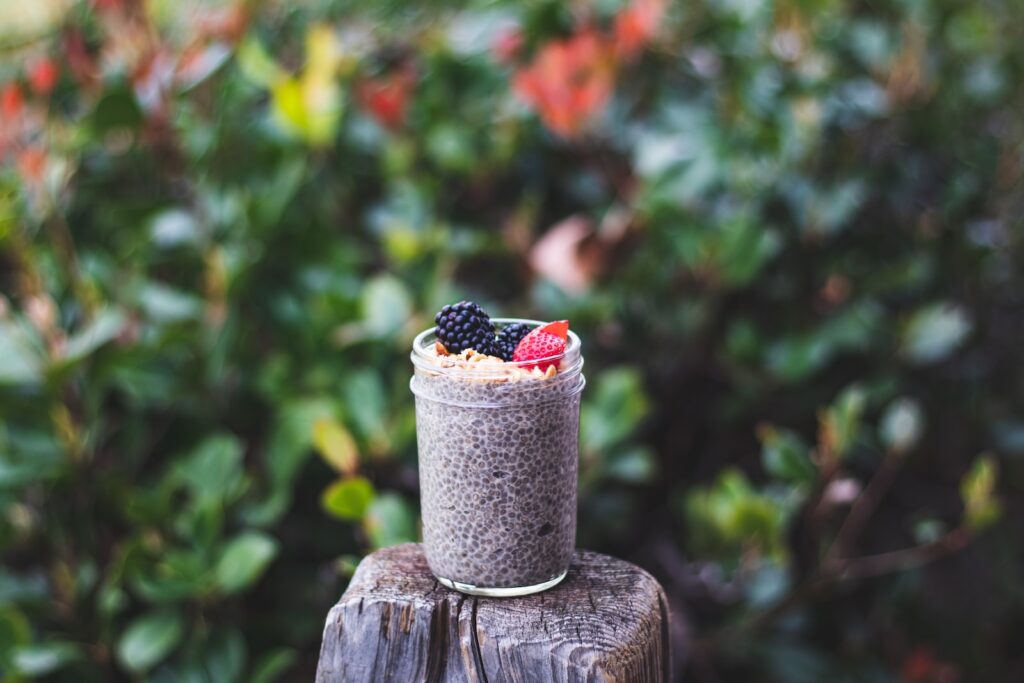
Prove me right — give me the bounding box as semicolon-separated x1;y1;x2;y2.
1;0;1022;680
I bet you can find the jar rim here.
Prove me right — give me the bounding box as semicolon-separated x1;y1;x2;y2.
411;317;582;374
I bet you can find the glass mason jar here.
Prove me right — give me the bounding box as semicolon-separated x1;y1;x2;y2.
410;318;585;597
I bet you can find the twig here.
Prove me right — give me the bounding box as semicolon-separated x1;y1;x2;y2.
825;447;907;565
713;526;974;645
824;527;972;582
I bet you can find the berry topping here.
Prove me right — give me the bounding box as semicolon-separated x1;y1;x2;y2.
492;322;532;361
513;320;569;371
434;301;496;354
538;319;569;337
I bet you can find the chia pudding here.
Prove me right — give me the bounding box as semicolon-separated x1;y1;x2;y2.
410;318;585;596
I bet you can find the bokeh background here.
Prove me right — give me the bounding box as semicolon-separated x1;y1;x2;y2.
1;0;1022;680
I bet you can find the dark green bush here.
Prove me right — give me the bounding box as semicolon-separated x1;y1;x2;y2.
1;0;1022;680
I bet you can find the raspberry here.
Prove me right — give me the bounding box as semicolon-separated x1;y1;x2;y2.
492;322;531;361
512;320;569;371
433;301;497;354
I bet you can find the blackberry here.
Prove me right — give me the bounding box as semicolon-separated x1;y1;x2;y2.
434;301;497;354
492;322;531;361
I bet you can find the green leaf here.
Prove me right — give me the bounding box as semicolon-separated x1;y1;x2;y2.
182;499;225;554
717;218;781;286
116;610;185;673
136;283;204;324
129;550;210;603
0;458;62;490
242;398;336;526
765;302;882;382
215;532;279;594
266;398;335;488
992;420;1024;455
913;518;946;545
426;123;474;172
745;563;791;608
879;397;924;454
11;642;80;676
360;275;412;338
848;21;897;70
633;105;721;201
0;606;31;648
362;493;416;548
946;6;998;53
176;434;246;504
802;180;866;236
99;582;127;618
0;570;48;605
237;37;285;87
59;308;125;365
819;300;884;351
684;469;789;566
92;88;143;132
312;417;358;475
765;335;828;382
724;318;760;363
901;303;971;364
249;648;297;683
321;476;375;521
198;630;247;683
960;455;1001;531
149;208;200;248
343;370;388;443
605;447;657;484
0;320;43;385
251;158;307;229
820;385;866;458
760;426;816;485
581;368;650;452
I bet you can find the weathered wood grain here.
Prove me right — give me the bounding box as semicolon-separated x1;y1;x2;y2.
316;543;672;683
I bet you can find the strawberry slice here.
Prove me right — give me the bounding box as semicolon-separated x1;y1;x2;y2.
539;319;569;338
513;320;569;371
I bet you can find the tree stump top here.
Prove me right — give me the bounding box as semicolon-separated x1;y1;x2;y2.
316;543;671;683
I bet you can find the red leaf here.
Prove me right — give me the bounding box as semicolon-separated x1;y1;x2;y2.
512;29;615;137
1;83;24;120
27;58;60;96
613;0;666;60
17;147;47;183
356;66;415;130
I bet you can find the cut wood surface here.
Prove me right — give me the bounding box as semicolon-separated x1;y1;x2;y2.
316;543;672;683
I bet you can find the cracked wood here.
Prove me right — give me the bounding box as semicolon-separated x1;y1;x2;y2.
316;543;672;682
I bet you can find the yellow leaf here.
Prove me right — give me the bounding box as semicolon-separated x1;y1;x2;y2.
312;418;358;475
265;25;343;146
270;73;342;146
300;72;342;145
270;78;306;136
960;454;1001;531
306;24;341;80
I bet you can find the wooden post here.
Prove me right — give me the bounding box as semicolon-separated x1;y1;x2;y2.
316;543;672;682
